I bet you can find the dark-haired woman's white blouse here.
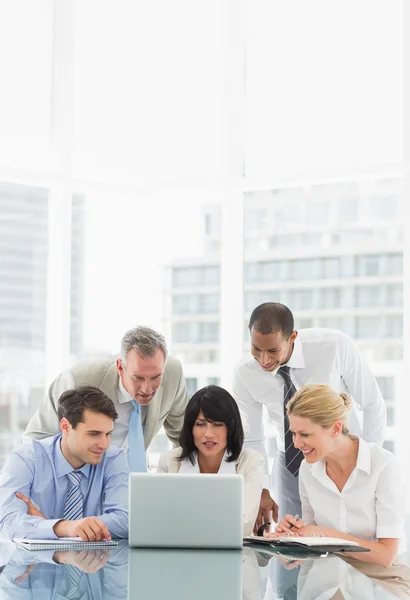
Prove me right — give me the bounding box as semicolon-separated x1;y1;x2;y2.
157;447;264;536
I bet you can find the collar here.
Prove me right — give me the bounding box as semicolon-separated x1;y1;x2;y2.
310;436;370;486
179;451;236;474
118;376;134;404
269;334;305;377
284;335;305;369
54;435;91;480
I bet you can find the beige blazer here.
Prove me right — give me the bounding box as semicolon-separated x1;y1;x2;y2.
157;447;264;536
24;356;189;449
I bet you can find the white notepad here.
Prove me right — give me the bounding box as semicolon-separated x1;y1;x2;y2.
13;537;118;551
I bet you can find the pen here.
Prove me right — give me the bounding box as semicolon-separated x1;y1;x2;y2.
289;514;300;531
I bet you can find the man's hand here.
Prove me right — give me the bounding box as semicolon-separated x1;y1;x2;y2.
53;517;111;541
254;488;279;534
53;549;111;573
15;493;45;519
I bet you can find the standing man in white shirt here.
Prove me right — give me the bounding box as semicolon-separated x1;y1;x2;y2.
24;326;190;472
233;302;386;529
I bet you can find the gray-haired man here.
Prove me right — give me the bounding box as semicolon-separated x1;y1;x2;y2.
24;326;190;470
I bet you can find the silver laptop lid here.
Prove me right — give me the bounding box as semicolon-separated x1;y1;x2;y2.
128;473;244;549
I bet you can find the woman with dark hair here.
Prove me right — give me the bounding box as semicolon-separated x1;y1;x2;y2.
157;385;264;535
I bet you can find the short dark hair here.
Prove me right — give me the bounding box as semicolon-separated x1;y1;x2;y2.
249;302;294;338
57;386;118;429
179;385;244;465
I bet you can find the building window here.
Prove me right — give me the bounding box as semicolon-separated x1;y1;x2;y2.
287;289;314;310
383;440;395;454
385;284;403;307
172;322;219;344
318;287;341;309
369;195;398;219
337;199;358;223
355;285;382;308
172;294;219;315
376;377;394;400
385;315;403;339
355;316;381;339
384;253;403;276
306;202;329;226
386;407;395;427
172;266;219;288
186;378;198;397
355;254;381;277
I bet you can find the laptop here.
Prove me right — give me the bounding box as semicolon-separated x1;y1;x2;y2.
128;473;244;549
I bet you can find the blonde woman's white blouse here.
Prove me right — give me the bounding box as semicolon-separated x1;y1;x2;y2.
157;447;264;536
299;436;405;543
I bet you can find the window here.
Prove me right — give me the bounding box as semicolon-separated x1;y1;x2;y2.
317;317;343;331
172;294;219;315
355;316;382;339
376;377;394;400
318;287;341;309
306;202;329;226
338;199;358;223
385;315;403;338
384;253;403;276
385;284;403;307
172;322;219;344
355;285;382;307
386;407;395;427
383;440;395;454
356;254;381;277
172;266;220;288
321;257;340;279
287;289;313;310
186;378;198;397
370;194;399;219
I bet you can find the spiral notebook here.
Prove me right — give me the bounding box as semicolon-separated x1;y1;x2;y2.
243;535;369;553
13;537;119;551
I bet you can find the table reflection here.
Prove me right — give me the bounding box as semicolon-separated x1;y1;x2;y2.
0;542;409;600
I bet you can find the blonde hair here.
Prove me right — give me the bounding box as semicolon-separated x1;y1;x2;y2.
287;384;352;434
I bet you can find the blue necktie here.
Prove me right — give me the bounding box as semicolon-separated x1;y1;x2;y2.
64;471;83;520
128;400;147;472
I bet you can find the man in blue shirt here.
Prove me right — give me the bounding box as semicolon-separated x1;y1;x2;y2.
0;386;129;541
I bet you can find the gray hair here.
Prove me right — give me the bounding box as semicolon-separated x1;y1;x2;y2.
120;326;168;365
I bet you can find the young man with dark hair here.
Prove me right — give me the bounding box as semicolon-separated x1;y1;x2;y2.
233;302;386;529
0;386;129;542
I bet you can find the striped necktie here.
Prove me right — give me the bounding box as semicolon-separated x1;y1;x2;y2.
64;564;83;600
64;471;83;520
278;366;303;476
128;399;147;472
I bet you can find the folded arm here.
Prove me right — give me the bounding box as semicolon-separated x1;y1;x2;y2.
0;453;60;541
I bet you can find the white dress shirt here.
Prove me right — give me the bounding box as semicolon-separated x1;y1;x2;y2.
299;436;405;545
233;328;386;482
178;451;236;474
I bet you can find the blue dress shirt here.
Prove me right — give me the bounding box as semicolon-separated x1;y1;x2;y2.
0;434;129;541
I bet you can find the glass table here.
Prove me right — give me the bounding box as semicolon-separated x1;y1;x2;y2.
0;540;409;599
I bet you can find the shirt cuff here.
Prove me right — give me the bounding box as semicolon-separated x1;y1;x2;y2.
34;519;62;539
263;474;271;490
376;526;403;539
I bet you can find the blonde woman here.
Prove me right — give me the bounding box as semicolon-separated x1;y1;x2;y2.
268;384;404;568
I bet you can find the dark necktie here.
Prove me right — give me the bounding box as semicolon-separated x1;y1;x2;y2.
278;366;303;476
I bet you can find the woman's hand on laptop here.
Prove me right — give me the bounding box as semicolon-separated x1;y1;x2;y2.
53;517;111;541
